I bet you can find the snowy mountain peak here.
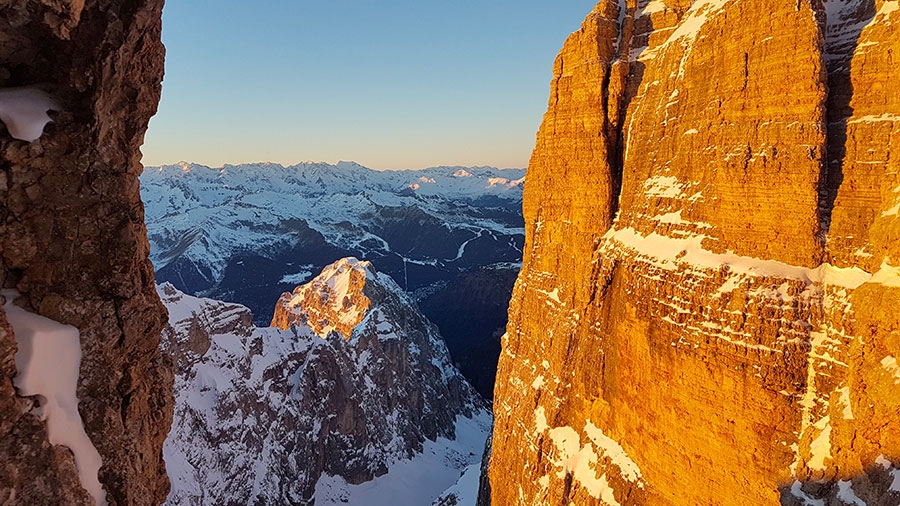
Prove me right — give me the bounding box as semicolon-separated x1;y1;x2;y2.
161;273;488;505
335;160;366;170
487;176;524;188
272;257;377;340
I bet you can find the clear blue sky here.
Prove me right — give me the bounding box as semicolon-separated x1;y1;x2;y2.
141;1;598;170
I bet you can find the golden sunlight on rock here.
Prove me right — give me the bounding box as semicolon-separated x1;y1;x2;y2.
488;0;900;504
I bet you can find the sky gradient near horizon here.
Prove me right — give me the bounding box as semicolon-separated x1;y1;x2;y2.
140;1;598;170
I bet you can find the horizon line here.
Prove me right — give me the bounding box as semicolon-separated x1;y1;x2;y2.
140;159;529;172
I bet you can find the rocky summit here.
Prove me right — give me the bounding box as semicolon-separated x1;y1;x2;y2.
488;1;900;505
162;258;488;506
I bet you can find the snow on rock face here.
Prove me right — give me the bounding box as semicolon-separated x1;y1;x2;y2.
1;291;106;506
160;260;487;506
0;86;59;142
491;0;900;504
0;2;171;504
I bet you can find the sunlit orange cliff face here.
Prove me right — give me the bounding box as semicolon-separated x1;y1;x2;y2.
487;0;900;504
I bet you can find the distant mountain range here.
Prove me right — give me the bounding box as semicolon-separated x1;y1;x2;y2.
141;161;525;398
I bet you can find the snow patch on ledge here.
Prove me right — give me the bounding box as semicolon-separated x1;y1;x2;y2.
533;410;643;504
547;426;623;504
667;0;729;43
869;258;900;287
636;0;730;64
849;113;900;124
2;290;106;506
583;421;643;483
638;0;667;16
881;356;900;384
836;480;866;506
807;416;832;471
0;86;59;142
878;0;899;18
603;226;876;290
643;175;689;199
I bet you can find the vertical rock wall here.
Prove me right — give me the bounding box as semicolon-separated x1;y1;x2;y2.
0;1;172;505
491;0;900;504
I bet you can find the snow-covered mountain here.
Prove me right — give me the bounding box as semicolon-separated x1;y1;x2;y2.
141;161;524;399
141;161;524;323
160;258;489;506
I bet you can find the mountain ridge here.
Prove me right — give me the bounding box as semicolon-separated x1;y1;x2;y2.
142;160;526;398
161;257;489;505
141;160;525;319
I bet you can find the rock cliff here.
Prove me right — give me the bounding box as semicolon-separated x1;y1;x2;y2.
490;1;900;505
164;258;488;505
0;1;171;505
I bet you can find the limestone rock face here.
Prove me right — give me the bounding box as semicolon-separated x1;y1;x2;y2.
490;1;900;505
0;1;171;505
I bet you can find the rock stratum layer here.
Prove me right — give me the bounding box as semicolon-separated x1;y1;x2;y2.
490;1;900;505
0;1;171;505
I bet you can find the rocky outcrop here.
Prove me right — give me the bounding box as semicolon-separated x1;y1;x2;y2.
163;258;487;505
0;1;171;505
490;1;900;505
271;258;373;339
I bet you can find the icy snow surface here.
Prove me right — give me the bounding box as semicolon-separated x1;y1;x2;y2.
431;461;482;506
1;290;106;506
314;413;490;506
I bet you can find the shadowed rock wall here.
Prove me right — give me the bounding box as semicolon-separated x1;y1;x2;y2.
0;1;172;505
